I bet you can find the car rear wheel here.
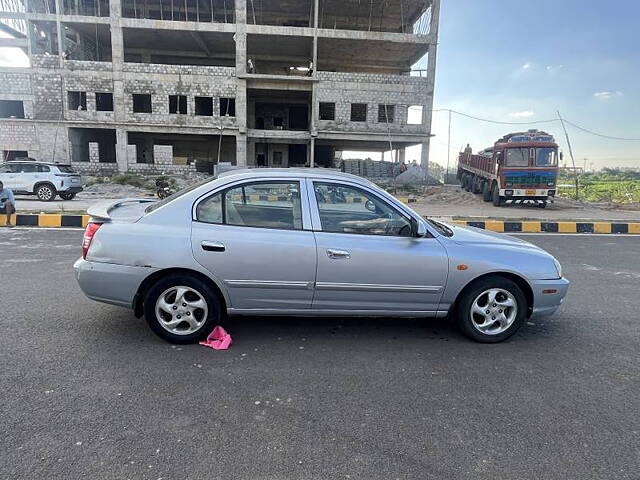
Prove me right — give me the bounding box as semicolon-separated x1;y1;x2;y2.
60;193;76;200
144;274;222;344
36;184;56;202
456;276;527;343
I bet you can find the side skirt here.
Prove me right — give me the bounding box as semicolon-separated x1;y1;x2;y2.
227;308;448;318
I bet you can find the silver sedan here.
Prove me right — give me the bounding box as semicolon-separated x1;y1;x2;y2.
74;168;569;343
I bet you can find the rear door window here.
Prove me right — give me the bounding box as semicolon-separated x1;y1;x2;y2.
197;181;303;230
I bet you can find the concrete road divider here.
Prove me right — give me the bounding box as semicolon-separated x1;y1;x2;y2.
1;214;638;233
3;214;89;228
450;219;640;234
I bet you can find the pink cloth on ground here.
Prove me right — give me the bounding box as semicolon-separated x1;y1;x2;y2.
199;325;232;350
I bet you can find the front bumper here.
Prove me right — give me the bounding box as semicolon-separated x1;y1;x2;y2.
74;258;155;308
530;277;570;318
499;188;554;197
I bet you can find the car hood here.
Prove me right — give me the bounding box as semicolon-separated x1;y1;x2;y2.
444;223;541;250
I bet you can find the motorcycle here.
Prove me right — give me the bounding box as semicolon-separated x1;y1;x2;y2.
155;177;175;199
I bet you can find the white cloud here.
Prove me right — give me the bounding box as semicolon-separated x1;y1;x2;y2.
593;91;623;100
545;64;564;72
521;63;532;70
509;111;535;118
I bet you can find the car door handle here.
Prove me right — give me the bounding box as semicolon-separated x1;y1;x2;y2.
326;249;350;259
201;241;226;252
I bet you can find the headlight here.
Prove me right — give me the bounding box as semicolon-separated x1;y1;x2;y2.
553;258;562;278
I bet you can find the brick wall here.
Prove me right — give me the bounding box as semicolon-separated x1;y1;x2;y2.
315;71;430;134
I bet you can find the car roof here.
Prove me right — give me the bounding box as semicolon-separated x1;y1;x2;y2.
4;160;69;167
218;168;374;186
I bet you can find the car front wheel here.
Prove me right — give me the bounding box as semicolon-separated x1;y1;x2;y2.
36;184;56;201
456;276;527;343
143;274;222;344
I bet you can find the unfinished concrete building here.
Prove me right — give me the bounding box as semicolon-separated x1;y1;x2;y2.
0;0;440;175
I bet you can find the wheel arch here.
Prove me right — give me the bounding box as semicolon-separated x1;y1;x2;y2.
450;272;534;319
33;181;56;194
133;267;228;318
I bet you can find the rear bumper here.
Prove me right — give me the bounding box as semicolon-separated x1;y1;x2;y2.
530;277;570;319
73;258;155;308
61;186;83;194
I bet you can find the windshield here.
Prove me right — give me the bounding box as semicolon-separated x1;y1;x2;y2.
535;148;558;167
505;148;529;167
145;176;216;213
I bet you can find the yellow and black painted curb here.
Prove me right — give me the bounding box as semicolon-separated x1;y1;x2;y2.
449;219;640;234
1;214;638;233
2;213;90;228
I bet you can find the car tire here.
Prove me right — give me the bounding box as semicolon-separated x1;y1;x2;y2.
456;276;527;343
143;274;222;344
482;182;492;202
60;193;76;200
36;184;57;202
491;183;502;206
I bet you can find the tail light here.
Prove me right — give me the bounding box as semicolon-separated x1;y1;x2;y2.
82;222;102;259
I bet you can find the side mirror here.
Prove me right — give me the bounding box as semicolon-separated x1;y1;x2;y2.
411;218;427;237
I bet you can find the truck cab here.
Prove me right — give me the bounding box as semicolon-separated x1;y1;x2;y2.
494;132;559;206
457;130;559;207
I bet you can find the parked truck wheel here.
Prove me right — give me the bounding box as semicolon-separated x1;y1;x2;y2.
492;183;502;207
473;179;482;194
465;175;473;192
482;182;492;202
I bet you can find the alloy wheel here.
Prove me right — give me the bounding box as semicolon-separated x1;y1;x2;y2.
155;286;209;335
470;288;518;335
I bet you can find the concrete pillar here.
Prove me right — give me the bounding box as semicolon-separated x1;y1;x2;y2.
109;0;126;123
399;148;406;163
235;133;247;167
309;137;315;168
422;0;440;174
235;0;247;167
115;129;128;172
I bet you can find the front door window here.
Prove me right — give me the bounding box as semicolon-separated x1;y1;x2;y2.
313;182;412;236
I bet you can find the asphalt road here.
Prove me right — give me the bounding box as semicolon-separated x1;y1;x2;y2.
0;229;638;479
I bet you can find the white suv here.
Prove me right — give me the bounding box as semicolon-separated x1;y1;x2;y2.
0;160;83;201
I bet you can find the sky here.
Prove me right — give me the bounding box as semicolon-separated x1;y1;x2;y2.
1;1;639;169
422;0;640;170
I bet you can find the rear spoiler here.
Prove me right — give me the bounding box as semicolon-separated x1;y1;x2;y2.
86;198;156;221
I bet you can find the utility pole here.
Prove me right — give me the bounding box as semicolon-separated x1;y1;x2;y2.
557;110;579;200
445;108;452;182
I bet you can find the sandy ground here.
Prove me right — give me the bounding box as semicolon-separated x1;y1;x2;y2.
10;184;640;221
409;185;640;221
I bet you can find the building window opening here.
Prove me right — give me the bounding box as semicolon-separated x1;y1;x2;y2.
378;104;395;123
195;96;213;116
169;95;187;114
0;100;25;118
132;94;152;113
68;91;87;111
350;103;367;122
95;92;113;111
219;97;235;116
319;102;335;121
407;105;423;125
